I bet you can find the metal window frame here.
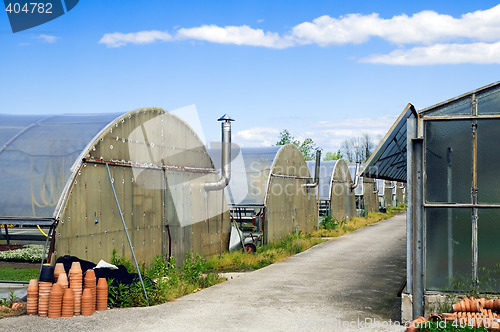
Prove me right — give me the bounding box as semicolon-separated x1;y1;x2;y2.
420;93;500;298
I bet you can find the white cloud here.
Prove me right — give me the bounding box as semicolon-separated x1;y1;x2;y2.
177;25;292;49
99;30;172;48
234;127;280;146
38;34;58;43
312;115;396;152
96;5;500;65
362;41;500;65
292;5;500;46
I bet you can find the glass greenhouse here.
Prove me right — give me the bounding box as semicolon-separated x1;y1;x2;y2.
363;81;500;319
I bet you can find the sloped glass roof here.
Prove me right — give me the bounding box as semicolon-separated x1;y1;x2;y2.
362;104;415;182
0;113;121;219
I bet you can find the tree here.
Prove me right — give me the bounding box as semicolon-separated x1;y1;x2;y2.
275;129;317;161
340;133;377;163
324;150;342;161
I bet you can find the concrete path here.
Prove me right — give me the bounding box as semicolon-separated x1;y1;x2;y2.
1;213;407;331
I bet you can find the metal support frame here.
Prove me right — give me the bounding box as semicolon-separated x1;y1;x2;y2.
412;137;424;318
105;163;149;306
2;224;9;245
406;117;416;297
446;147;453;285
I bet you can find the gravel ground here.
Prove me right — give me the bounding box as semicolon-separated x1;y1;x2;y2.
0;213;407;331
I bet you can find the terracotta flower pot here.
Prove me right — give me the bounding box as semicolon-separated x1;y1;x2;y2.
72;288;82;316
27;279;39;315
38;281;52;317
441;312;457;321
464;298;471;312
57;273;69;289
61;288;74;317
54;263;65;283
48;283;63;318
96;278;108;311
81;288;93;316
406;317;426;332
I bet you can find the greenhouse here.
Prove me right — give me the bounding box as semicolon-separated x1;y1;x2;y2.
306;160;356;220
377;180;405;207
0;109;230;266
222;145;318;245
363;81;500;320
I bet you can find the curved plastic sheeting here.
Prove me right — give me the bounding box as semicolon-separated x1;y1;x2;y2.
0;113;120;218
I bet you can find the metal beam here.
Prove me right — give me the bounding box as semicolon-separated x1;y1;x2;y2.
412;137;424;319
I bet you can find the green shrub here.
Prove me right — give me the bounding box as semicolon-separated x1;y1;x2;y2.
319;216;344;230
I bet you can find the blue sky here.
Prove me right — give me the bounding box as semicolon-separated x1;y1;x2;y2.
1;1;500;153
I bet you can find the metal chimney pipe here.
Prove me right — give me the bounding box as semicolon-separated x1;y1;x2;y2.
205;114;234;191
351;161;361;190
303;149;321;188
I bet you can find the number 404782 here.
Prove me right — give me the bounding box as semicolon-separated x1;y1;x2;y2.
5;2;53;14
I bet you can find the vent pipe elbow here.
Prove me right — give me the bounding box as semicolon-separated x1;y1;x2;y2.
303;149;321;188
351;161;361;190
205;114;234;191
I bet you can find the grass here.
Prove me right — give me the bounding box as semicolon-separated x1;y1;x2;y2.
107;252;225;308
205;232;323;272
0;268;39;282
311;205;406;238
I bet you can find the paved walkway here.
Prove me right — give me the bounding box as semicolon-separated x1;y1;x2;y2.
1;213;407;331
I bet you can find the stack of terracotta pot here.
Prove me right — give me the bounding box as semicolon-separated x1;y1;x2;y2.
48;283;63;318
38;264;54;317
452;297;484;312
26;279;38;315
406;297;500;331
485;299;500;311
96;278;108;311
84;269;96;314
81;288;93;316
69;262;83;315
26;261;109;317
61;287;75;317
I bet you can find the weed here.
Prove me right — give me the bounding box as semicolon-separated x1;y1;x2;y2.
205;232;322;272
107;252;223;308
320;216;344;230
111;249;134;273
0;291;15;308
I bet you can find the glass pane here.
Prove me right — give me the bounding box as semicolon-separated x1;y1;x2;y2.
425;120;472;204
425;208;471;291
478;209;500;292
477;119;500;204
477;88;500;114
422;97;471;117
